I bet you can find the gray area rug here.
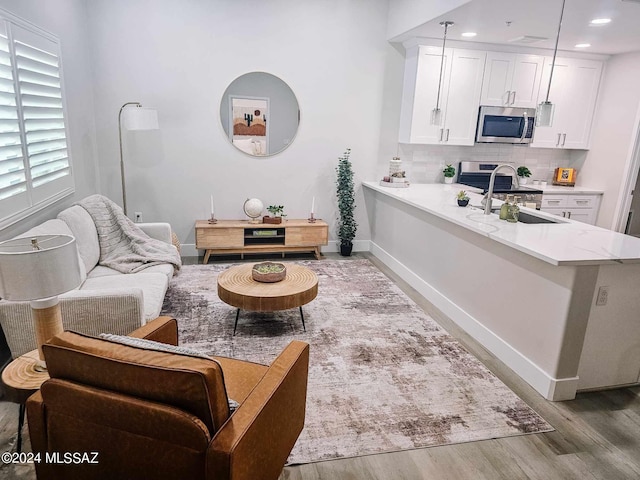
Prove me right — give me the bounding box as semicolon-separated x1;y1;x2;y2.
161;258;553;464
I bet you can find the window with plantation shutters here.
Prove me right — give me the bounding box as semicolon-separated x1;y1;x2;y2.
0;14;73;228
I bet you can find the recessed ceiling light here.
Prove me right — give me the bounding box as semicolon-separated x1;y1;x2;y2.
575;43;591;48
590;18;611;25
461;32;477;37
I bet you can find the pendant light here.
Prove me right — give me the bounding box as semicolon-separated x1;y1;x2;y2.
537;0;566;127
431;21;454;126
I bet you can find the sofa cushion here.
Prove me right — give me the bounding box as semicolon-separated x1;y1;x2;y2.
89;263;174;281
80;272;168;320
15;219;87;283
43;330;232;434
57;205;100;273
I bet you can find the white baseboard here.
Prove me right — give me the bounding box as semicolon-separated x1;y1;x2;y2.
179;240;371;259
370;241;577;401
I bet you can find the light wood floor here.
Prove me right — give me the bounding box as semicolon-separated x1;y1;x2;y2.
1;253;639;480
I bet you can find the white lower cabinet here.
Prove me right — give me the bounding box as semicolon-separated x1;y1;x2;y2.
541;193;601;225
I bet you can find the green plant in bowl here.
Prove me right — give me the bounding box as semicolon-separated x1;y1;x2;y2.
456;190;470;201
443;164;456;178
517;166;531;178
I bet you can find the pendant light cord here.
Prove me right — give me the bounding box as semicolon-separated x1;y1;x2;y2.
435;21;453;112
544;0;566;103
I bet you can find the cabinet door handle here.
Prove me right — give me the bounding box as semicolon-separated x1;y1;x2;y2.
562;211;566;217
556;133;561;147
548;200;561;204
567;211;571;219
504;91;511;105
510;91;516;105
439;128;444;141
576;200;589;205
562;133;567;146
445;129;450;142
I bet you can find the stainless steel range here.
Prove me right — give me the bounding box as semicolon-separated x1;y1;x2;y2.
457;162;543;209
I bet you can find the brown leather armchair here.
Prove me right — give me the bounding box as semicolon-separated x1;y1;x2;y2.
26;316;309;480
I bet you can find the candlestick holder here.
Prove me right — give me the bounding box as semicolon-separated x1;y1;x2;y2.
308;213;316;223
208;214;218;224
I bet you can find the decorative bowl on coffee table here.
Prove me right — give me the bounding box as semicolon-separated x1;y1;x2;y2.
252;262;287;283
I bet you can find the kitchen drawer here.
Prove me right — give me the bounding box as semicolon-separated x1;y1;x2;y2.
541;195;568;209
567;196;597;208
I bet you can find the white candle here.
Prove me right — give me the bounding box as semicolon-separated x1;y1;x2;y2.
210;195;214;216
311;196;315;214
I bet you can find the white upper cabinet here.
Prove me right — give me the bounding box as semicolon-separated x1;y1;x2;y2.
480;52;544;108
399;46;485;145
531;57;603;149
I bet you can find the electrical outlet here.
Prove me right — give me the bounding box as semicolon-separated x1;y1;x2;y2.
134;212;142;223
596;286;609;306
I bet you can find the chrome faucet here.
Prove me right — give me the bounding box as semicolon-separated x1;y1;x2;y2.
483;164;520;215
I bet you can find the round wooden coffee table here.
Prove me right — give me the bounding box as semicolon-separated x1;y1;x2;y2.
217;263;318;334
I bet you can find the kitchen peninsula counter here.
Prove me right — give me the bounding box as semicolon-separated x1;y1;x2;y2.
363;181;637;266
363;181;640;401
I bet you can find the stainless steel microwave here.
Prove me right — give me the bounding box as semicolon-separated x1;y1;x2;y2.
476;106;535;144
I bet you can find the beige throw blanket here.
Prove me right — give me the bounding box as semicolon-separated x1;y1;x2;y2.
79;195;181;274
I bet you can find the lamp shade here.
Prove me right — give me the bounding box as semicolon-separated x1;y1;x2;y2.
0;234;82;301
123;107;159;131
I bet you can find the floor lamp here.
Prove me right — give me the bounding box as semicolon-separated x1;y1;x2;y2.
118;102;159;216
0;234;82;371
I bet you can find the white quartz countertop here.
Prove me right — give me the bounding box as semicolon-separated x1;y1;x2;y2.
363;181;640;266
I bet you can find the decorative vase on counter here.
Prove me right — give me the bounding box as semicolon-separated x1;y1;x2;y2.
519;177;528;185
457;199;469;207
444;177;453;184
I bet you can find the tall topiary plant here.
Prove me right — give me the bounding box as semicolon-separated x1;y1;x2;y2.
336;148;357;256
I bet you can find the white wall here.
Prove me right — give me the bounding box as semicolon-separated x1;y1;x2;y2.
0;0;99;241
579;52;640;230
86;0;390;253
386;0;470;41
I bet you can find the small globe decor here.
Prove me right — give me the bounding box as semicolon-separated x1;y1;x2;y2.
243;198;264;224
251;262;286;283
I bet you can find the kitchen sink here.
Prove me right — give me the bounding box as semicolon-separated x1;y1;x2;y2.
470;205;563;224
516;211;561;224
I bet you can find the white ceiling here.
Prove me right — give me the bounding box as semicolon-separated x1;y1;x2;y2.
397;0;640;55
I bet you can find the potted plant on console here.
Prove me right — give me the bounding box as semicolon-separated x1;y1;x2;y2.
264;205;284;224
517;166;531;185
336;148;357;256
443;164;456;184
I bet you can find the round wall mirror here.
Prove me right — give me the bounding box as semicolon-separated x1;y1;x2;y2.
220;72;300;157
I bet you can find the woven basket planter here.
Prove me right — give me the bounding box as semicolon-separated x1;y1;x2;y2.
252;262;286;283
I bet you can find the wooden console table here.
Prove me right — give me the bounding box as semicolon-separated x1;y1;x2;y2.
195;219;328;263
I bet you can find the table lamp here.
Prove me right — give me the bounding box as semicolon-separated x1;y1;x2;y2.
0;234;82;371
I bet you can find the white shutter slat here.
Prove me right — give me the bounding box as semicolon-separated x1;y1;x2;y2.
0;119;20;133
0;91;16;106
24;118;65;131
0;183;27;200
0;158;24;175
0;76;14;91
20;94;61;108
0;64;13;81
14;55;58;78
17;69;59;88
25;138;66;154
29;149;67;166
0;105;18;119
17;81;61;99
31;159;68;179
26;128;65;143
22;106;64;119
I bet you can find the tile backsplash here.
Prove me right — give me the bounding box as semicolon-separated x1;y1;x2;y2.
392;143;586;184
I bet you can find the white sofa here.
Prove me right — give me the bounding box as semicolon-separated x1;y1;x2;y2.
0;204;177;359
